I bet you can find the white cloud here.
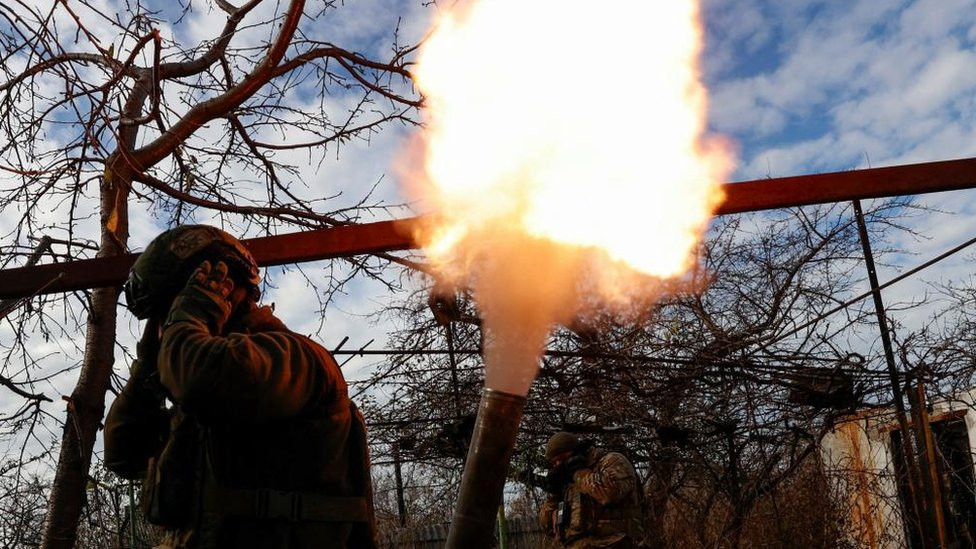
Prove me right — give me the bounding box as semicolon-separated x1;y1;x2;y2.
708;0;976;179
737;134;837;178
701;0;770;79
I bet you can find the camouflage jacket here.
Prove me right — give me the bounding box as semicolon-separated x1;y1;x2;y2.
540;448;644;548
104;283;375;549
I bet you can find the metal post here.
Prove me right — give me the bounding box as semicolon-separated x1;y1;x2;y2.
0;235;51;320
852;199;932;548
6;156;976;301
393;440;407;527
909;381;948;547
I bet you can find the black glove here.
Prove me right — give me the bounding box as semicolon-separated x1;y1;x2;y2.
546;466;568;495
165;260;235;333
563;454;587;475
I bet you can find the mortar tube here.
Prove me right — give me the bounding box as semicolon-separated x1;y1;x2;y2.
445;388;527;549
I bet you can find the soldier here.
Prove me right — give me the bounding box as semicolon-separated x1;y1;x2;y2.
104;225;376;549
539;431;644;548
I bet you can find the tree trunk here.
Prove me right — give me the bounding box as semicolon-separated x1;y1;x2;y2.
39;6;304;541
41;201;128;549
725;507;747;549
41;80;146;549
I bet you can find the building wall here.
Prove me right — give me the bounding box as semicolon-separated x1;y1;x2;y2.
820;388;976;549
822;410;907;549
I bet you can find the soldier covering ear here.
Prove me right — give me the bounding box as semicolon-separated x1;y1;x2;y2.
539;432;645;548
106;225;377;549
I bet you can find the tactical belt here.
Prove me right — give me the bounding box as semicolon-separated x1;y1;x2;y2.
208;487;370;523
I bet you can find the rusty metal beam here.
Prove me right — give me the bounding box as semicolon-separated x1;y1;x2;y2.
716;156;976;215
1;156;975;301
0;218;417;301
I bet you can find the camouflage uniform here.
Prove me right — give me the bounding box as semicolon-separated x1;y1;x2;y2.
540;447;644;548
105;259;375;548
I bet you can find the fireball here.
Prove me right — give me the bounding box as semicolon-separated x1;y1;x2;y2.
405;0;734;394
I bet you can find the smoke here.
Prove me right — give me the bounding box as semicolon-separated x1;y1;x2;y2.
412;218;671;396
471;232;581;395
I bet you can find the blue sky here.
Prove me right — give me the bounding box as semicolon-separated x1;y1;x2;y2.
3;0;976;469
699;0;976;365
708;0;975;277
702;0;976;179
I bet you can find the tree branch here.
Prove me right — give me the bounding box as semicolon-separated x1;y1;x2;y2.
157;0;264;79
131;169;346;227
0;53;122;93
131;0;305;170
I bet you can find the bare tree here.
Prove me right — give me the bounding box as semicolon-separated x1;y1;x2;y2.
0;1;423;546
0;460;47;547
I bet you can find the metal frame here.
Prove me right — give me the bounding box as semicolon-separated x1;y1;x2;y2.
1;156;975;300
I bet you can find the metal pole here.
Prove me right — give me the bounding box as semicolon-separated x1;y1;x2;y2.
852;199;932;548
719;156;976;215
909;381;949;547
0;217;419;300
0;236;51;320
393;440;408;528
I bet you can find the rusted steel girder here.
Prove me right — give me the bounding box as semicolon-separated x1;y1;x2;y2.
716;156;976;214
0;218;417;301
1;156;975;301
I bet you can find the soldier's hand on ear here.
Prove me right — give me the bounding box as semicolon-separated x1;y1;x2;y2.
165;260;235;333
546;465;568;495
189;260;235;299
563;454;587;475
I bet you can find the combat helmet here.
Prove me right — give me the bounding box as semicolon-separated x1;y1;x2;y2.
123;225;260;319
546;431;581;463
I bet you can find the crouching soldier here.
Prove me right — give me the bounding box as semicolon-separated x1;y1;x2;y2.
539;432;644;548
104;225;376;548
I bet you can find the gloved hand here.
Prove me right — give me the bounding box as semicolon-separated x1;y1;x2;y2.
546;466;568;495
563;454;587;475
165;260;235;334
545;453;588;494
188;260;235;299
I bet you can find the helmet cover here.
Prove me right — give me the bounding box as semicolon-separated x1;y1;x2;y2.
124;225;259;319
545;431;581;462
